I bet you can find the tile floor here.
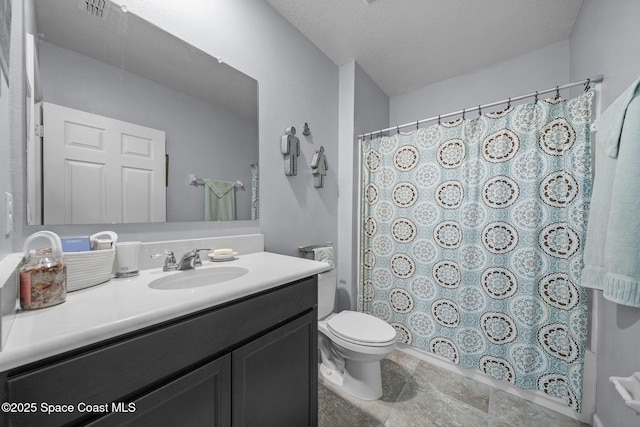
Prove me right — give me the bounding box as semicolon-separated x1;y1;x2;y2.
318;350;589;427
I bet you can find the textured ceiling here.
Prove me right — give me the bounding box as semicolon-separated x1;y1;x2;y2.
266;0;583;96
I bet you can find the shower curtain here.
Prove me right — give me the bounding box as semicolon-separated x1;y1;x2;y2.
358;91;594;411
251;163;259;220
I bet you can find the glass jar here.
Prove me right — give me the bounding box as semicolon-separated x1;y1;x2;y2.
20;245;67;310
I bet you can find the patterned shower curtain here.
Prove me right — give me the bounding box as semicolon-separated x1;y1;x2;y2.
251;163;259;220
358;91;594;411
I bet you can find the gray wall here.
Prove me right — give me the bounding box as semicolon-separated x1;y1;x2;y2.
38;41;258;222
390;39;570;125
337;61;389;312
9;0;339;258
570;1;640;426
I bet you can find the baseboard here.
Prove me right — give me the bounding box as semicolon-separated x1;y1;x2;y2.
593;413;603;427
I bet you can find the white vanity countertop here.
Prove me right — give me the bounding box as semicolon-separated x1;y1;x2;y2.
0;252;329;372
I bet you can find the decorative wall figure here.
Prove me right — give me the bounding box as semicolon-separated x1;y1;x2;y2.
281;126;300;176
311;145;328;188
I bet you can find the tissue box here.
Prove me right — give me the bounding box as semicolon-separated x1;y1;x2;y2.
61;237;91;252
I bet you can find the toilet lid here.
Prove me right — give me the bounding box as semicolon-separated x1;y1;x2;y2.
327;311;397;346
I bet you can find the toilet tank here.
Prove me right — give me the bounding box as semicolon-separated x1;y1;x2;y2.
317;269;337;319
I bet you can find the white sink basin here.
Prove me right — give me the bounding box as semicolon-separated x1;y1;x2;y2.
149;266;249;290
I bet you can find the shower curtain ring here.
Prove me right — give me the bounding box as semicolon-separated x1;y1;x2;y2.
507;97;511;109
478;105;482;117
397;125;400;135
555;86;561;99
438;115;441;125
416;120;419;130
462;109;465;120
534;91;539;103
584;78;591;92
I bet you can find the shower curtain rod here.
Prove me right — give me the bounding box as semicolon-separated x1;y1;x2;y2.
358;74;604;139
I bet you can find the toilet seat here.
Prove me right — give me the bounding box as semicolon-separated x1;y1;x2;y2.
327;311;397;347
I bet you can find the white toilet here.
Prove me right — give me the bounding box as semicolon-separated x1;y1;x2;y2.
317;269;397;400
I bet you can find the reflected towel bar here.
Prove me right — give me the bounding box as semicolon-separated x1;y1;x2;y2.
189;174;243;188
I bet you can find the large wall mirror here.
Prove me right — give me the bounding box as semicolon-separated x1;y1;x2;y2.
26;0;259;225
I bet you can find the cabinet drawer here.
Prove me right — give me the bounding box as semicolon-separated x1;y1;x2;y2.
87;355;231;427
5;276;316;426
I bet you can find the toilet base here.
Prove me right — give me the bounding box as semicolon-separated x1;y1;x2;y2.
320;358;383;401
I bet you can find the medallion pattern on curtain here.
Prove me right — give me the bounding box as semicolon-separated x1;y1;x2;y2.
358;91;594;411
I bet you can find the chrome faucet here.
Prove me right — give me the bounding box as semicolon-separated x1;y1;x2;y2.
151;251;178;271
176;249;208;270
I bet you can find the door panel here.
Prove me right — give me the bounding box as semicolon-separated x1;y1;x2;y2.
66;160;106;224
43;102;166;224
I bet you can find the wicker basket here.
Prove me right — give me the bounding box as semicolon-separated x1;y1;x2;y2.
65;248;115;291
65;231;117;292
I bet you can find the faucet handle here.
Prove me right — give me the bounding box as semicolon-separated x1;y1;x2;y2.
151;251;177;271
192;248;209;267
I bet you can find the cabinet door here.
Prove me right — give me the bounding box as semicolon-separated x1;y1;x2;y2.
88;355;231;427
232;311;318;427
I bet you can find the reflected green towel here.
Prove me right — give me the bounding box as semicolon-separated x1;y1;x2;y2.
204;178;236;221
581;76;640;307
313;246;334;269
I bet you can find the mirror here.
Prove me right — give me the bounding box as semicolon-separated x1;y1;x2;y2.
27;0;259;225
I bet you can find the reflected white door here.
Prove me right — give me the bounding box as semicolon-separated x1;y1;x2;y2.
43;102;166;224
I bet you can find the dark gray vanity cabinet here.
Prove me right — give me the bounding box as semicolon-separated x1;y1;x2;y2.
232;312;317;426
0;276;318;427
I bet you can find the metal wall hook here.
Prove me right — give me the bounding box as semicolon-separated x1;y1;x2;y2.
302;122;311;136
